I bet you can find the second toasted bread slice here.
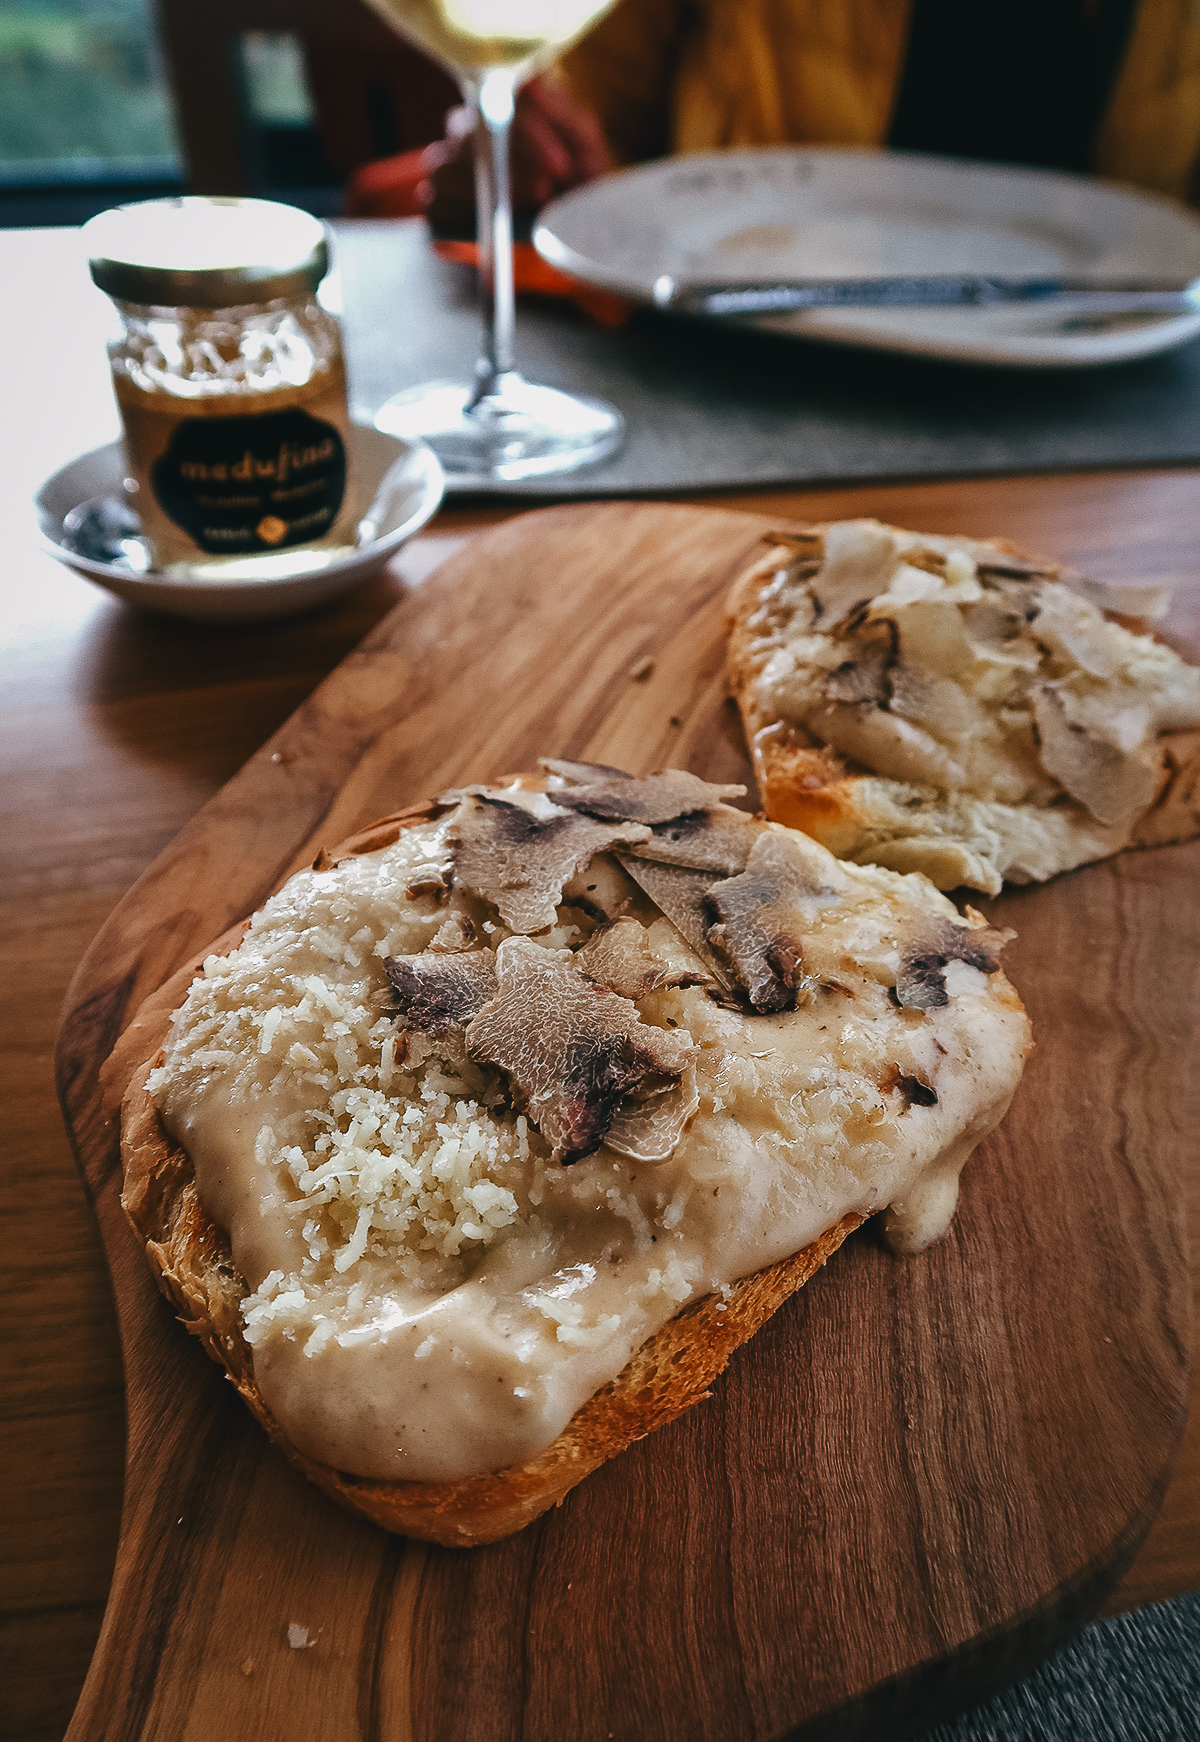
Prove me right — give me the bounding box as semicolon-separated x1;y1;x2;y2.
726;519;1200;894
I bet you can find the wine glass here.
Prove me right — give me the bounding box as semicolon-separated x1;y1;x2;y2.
361;0;624;484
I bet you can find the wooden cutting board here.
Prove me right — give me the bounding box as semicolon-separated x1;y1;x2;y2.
56;502;1193;1742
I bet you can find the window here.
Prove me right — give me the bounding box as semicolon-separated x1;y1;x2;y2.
238;31;342;204
0;0;182;224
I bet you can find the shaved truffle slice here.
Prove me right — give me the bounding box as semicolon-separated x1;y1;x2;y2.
465;937;695;1164
1030;584;1124;679
446;795;650;933
961;597;1042;670
630;806;759;876
574;917;701;1000
614;855;736;993
895;917;1013;1010
384;950;498;1034
605;1066;701;1164
1068;573;1172;623
561;852;642;922
404;858;453;900
707;831;851;1013
983;574;1042;623
427;907;479;952
887;661;978;742
976;555;1055;582
1031;684;1159;826
767;528;824;564
823;619;896;706
540;757;636;784
548;767;747;825
812;519;899;627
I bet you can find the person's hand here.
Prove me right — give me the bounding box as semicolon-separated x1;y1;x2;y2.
423;75;612;232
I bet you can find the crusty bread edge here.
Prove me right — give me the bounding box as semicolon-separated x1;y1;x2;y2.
724;525;1200;868
112;803;863;1548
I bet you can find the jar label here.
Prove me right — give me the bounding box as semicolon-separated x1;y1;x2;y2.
150;407;347;554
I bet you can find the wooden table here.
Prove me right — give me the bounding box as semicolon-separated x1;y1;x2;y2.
2;227;1199;1742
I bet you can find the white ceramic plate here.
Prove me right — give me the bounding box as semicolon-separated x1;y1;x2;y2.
535;147;1200;368
36;423;444;623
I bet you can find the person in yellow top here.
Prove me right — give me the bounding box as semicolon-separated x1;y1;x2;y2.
551;0;1200;202
361;0;1200;232
411;0;1200;220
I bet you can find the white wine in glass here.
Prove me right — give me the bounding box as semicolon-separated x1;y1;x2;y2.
363;0;625;484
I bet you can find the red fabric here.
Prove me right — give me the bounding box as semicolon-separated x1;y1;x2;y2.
345;154;633;327
432;238;632;328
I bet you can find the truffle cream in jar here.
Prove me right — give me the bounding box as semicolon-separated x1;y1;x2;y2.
84;197;358;578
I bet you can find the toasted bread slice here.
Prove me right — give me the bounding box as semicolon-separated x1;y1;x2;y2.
119;1018;859;1547
726;521;1200;894
114;772;1029;1546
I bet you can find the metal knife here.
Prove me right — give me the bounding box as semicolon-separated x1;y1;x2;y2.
652;274;1200;317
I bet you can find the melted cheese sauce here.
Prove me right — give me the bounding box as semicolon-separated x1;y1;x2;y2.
151;818;1028;1483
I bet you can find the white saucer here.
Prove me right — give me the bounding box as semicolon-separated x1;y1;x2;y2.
36;423;444;623
535;147;1200;368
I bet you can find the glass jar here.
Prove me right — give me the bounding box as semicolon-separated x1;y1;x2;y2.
84;197;359;578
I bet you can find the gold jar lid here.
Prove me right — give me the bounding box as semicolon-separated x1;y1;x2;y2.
84;196;329;307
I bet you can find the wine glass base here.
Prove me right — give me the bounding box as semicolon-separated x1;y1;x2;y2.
373;375;624;486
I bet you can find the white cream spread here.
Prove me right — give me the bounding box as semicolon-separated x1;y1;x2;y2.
150;812;1028;1484
748;521;1200;892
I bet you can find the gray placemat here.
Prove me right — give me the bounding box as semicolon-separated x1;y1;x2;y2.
912;1592;1200;1742
336;219;1200;499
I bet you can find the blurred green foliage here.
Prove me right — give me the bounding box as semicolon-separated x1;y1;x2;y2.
0;0;179;164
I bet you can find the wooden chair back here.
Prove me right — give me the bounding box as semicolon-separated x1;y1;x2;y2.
153;0;457;194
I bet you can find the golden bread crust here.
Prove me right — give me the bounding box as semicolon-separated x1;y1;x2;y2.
115;804;862;1547
725;525;1200;883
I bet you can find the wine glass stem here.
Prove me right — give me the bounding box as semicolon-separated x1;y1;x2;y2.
468;69;518;406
